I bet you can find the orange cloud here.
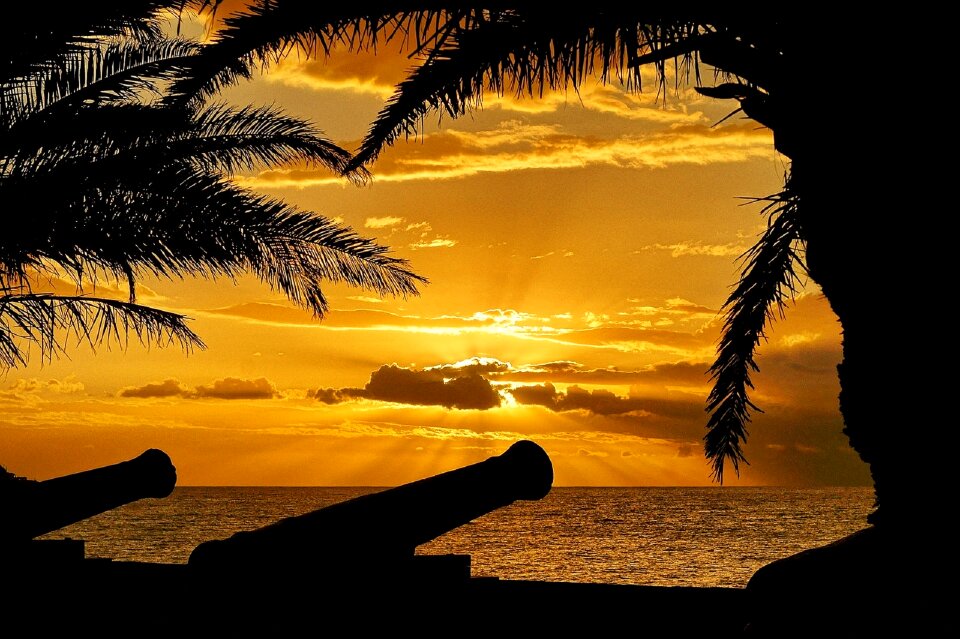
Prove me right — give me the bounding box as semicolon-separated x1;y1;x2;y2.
508;383;704;420
3;378;85;395
264;51;708;126
409;237;457;249
638;241;749;258
313;364;500;410
119;377;279;400
14;270;167;304
194;377;278;399
201;302;717;358
493;360;711;387
264;48;418;98
119;379;187;398
364;216;404;228
235;120;774;189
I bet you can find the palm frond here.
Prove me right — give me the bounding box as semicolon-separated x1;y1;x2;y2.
351;12;706;168
704;182;804;482
0;2;215;85
173;103;363;177
1;103;182;177
2;167;423;318
15;39;201;119
3;101;362;186
163;5;492;107
0;293;203;369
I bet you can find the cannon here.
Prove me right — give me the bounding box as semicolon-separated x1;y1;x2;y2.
189;440;553;576
2;449;177;542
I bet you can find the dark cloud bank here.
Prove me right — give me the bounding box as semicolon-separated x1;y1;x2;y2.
120;377;278;400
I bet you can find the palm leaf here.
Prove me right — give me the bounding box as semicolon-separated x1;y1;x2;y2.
0;293;203;369
704;182;803;482
21;39;202;117
163;5;494;107
166;103;363;177
0;2;215;85
350;12;707;168
4;101;362;185
2;167;423;318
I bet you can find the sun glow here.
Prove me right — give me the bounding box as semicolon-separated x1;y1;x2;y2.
498;389;519;408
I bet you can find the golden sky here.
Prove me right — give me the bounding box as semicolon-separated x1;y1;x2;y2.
0;14;869;487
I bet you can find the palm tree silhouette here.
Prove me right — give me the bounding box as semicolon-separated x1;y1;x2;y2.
0;1;425;370
171;6;886;523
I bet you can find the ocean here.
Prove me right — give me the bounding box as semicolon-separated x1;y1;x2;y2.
41;486;874;588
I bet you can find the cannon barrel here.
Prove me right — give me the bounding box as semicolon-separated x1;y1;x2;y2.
190;440;552;571
3;449;176;541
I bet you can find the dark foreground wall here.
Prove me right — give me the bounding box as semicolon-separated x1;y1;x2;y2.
3;556;749;635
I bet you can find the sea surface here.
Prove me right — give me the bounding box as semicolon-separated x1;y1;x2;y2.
41;486;873;587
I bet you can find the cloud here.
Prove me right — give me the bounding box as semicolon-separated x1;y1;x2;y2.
119;377;279;400
426;357;514;376
206;304;536;331
119;379;188;398
15;271;167;305
638;242;748;258
263;53;707;125
492;360;710;387
676;444;698;458
364;216;404;229
311;357;708;419
203;304;553;334
235;120;774;188
4;378;85;396
409;237;457;249
516;361;584;373
313;387;353;405
262;49;414;98
314;364;501;410
507;382;704;420
194;377;278;400
346;296;383;304
203;303;715;358
664;298;718;314
577;448;609;457
779;332;822;348
556;326;707;352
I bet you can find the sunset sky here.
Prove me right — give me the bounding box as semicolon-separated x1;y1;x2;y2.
0;9;870;487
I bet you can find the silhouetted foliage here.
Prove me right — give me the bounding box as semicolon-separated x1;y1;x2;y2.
0;1;425;370
705;186;802;481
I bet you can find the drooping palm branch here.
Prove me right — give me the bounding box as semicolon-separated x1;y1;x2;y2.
705;186;803;481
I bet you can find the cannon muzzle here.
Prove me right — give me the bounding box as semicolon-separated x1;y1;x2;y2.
3;449;176;541
189;440;552;572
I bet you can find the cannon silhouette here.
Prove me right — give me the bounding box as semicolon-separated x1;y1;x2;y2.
189;440;553;576
2;449;177;542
